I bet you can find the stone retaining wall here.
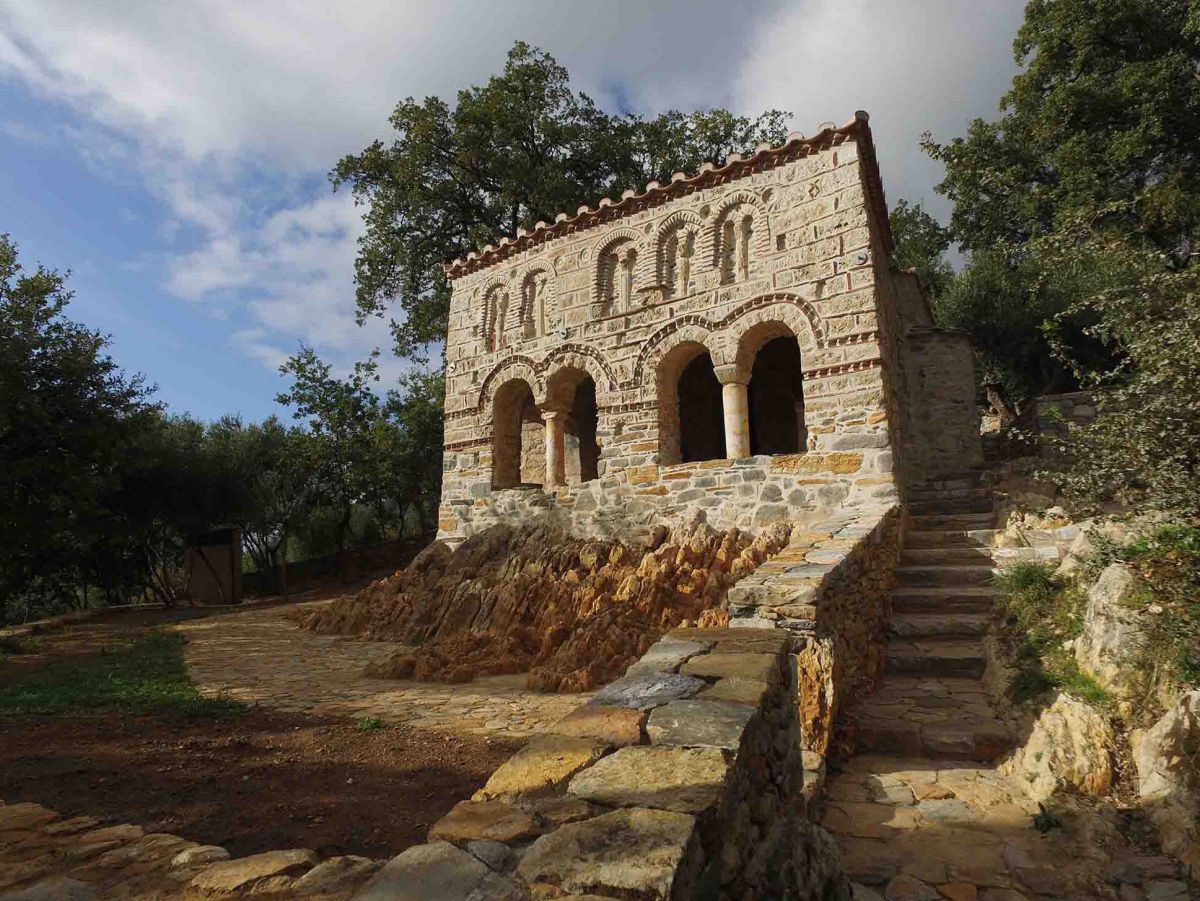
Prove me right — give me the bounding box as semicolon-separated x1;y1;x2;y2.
723;505;900;762
356;628;849;900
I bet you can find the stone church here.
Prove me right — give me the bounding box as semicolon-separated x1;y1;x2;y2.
437;112;981;547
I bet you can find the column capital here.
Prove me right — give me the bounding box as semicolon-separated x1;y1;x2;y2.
713;363;750;386
539;405;569;421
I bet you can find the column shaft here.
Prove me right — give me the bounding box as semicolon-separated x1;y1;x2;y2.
722;381;751;459
544;412;566;487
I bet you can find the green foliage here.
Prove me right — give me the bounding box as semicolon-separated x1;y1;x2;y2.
994;561;1111;705
333;40;789;360
355;715;384;732
889;200;954;300
920;0;1200;402
0;234;159;622
1033;803;1062;833
0;632;243;717
1041;237;1200;519
924;0;1200;255
1081;524;1200;692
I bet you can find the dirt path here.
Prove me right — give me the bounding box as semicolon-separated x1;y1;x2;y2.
177;600;589;739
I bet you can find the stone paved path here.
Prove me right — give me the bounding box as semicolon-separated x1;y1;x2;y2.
178;601;589;740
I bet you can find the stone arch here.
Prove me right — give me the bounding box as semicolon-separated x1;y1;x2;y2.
491;376;544;489
592;227;646;315
479;356;545;412
655;209;706;299
634;319;717;399
733;320;809;455
539;344;619;403
727;301;822;372
711;190;772;283
516;262;556;339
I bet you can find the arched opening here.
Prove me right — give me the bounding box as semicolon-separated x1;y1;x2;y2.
545;367;601;485
492;378;544;489
657;341;726;465
748;335;806;455
679;354;726;462
568;377;600;483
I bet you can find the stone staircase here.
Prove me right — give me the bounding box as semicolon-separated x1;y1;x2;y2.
845;474;1014;760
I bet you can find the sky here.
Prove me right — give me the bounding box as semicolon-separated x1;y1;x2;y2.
0;0;1028;422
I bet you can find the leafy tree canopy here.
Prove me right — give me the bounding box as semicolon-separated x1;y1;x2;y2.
333;40;789;360
889;199;954;300
924;0;1200;255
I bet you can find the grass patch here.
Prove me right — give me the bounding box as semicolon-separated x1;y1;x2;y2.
355;715;385;732
0;631;244;718
994;561;1112;706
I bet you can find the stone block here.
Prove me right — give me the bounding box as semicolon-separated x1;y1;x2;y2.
427;800;538;843
680;652;780;684
515;808;697;900
474;735;609;800
355;841;524;900
567;746;730;813
701;677;770;707
552;705;647;747
589;673;706;711
624;639;710;677
191;849;317;893
646;699;757;750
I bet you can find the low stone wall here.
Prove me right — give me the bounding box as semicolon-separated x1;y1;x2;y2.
440;451;897;546
356;628;848;900
723;505;900;761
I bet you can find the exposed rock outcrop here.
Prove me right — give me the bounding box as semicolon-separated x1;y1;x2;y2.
298;518;791;692
1132;690;1200;874
1002;692;1115;802
1074;562;1144;698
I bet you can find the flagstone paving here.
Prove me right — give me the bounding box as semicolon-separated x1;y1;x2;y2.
178;601;589;740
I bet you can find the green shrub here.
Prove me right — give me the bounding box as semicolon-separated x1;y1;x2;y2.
994;562;1109;705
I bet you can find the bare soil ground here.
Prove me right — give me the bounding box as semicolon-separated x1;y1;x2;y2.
0;708;521;859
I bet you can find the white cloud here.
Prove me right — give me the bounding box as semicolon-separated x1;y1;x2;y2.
0;0;1027;382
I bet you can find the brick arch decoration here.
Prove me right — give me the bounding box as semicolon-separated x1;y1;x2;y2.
478;356;545;410
627;292;825;390
476;273;513;348
515;261;557;337
540;344;620;404
591;226;649;310
709;188;772;270
654;209;708;290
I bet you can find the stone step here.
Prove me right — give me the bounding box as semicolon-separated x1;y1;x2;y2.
909;511;996;531
909;496;995;516
892;586;996;613
907;485;991;503
886;638;988;678
896;565;995;588
900;546;994;565
904;529;997;549
846;676;1012;759
889;612;990;638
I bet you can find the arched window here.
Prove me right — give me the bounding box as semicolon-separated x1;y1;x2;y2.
522;271;548;339
492;378;544;488
660;223;697;299
657;342;725;465
747;335;806;455
599;239;638;314
718;205;756;285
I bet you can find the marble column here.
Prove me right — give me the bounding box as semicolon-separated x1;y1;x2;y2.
714;364;751;460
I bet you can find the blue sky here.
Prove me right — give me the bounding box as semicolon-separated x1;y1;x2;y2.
0;0;1026;423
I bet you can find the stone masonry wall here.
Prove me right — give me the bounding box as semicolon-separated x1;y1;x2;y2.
725;506;900;761
437;115;903;546
355;628;849;900
900;326;983;484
